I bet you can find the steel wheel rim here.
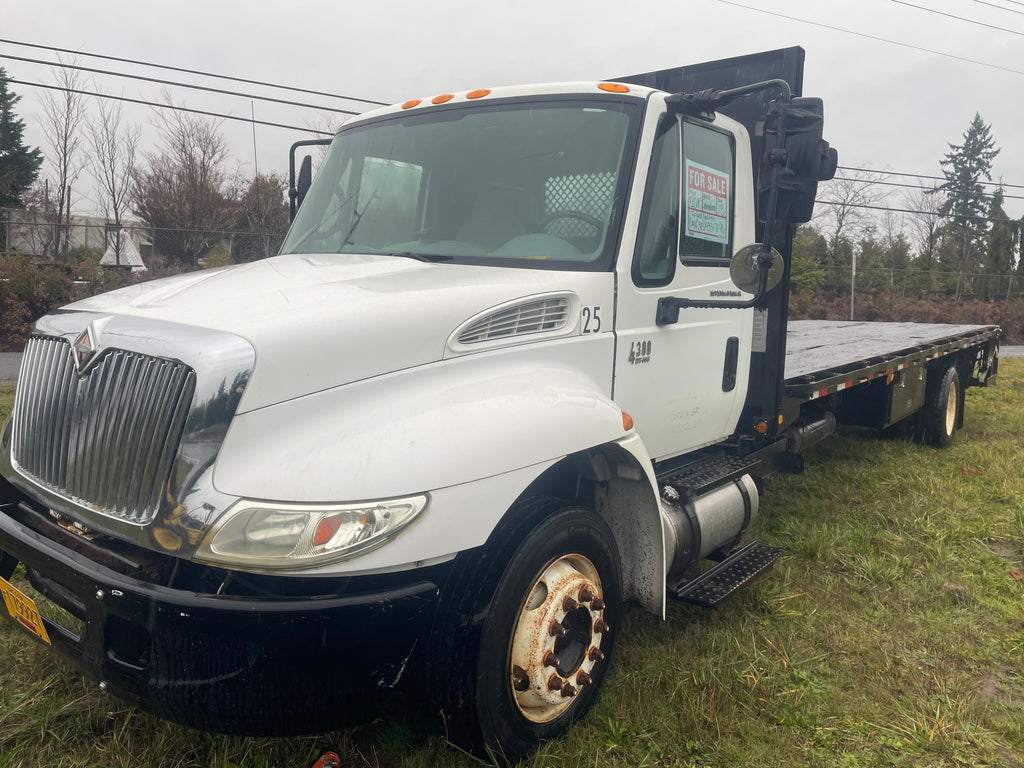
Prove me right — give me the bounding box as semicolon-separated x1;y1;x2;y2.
944;379;957;435
508;554;608;723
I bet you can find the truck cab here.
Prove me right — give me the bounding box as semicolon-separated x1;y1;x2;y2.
1;56;842;757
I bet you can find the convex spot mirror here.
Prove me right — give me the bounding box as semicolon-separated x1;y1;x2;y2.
730;243;784;293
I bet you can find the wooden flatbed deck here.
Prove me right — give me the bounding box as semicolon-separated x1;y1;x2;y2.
784;320;1000;402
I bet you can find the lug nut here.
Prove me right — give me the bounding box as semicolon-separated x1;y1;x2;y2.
579;587;594;603
549;620;567;637
588;646;605;662
548;673;563;691
560;681;577;698
577;671;593;686
512;666;529;691
591;597;605;611
562;596;579;612
594;619;611;634
543;650;560;668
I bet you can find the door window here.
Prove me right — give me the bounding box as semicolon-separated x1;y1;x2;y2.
632;118;736;285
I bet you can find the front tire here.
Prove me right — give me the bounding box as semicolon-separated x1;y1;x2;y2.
427;498;621;759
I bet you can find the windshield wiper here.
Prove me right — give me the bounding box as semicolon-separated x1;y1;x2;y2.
386;252;454;262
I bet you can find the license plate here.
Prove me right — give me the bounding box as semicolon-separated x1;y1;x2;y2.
0;576;51;645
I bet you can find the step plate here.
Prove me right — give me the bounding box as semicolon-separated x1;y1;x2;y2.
661;454;759;497
671;542;784;608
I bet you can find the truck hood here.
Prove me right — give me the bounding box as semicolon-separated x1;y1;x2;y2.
68;253;582;411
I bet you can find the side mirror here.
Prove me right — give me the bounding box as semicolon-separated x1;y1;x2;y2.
296;156;313;210
758;97;838;224
730;243;783;293
289;138;332;221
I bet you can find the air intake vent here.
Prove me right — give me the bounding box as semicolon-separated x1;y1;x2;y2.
458;297;571;344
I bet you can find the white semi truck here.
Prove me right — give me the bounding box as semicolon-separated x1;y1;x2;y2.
0;48;999;757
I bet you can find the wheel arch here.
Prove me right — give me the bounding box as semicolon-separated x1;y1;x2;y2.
507;435;666;617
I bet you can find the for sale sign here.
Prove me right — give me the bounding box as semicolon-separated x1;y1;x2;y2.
685;160;730;245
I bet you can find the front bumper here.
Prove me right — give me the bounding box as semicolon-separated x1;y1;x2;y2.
0;486;441;736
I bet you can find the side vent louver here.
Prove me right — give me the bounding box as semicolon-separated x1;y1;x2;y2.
458;297;571;345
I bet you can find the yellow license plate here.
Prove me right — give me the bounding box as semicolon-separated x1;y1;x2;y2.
0;576;51;645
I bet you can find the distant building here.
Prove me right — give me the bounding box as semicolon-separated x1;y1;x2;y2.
2;209;151;263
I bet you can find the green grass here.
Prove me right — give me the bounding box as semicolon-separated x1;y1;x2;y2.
3;364;1024;767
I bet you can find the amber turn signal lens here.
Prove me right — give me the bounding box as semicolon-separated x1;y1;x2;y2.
622;412;634;431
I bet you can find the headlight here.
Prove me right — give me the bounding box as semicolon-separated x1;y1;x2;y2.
195;494;428;570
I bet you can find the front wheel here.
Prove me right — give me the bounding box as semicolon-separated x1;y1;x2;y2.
428;499;621;759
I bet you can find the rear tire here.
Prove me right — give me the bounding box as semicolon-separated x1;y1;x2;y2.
922;365;960;448
427;498;621;760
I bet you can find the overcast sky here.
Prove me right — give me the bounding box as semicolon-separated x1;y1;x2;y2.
4;0;1023;224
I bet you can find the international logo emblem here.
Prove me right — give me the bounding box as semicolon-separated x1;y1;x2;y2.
73;326;99;373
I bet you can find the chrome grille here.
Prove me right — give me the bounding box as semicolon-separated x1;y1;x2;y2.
12;335;196;525
458;298;571;344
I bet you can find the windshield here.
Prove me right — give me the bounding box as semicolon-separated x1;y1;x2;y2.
280;97;640;270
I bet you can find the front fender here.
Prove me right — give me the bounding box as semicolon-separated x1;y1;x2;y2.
214;335;626;503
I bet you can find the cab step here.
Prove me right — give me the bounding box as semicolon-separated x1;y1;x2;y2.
669;541;784;608
660;453;760;497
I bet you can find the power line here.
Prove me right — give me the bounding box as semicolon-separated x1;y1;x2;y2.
814;198;1017;223
718;1;1024;78
7;78;334;136
0;52;362;116
0;37;386;107
838;165;1024;192
892;0;1024;37
971;0;1024;17
832;175;1024;203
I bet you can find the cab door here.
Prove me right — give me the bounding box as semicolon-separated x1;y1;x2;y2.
613;113;752;461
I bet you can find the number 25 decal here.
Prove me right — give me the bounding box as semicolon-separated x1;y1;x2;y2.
581;306;602;334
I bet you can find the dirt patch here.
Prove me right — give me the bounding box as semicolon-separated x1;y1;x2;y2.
985;540;1022;565
973;666;1021;705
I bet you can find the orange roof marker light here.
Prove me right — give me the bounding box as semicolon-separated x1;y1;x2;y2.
598;82;630;94
432;93;455;105
401;99;422;110
466;88;491;100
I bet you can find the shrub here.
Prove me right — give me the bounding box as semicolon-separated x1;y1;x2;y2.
203;245;234;269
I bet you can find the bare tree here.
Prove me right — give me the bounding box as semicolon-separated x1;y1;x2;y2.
811;167;890;249
87;95;140;265
39;57;86;259
233;172;289;261
903;185;944;270
133;99;238;265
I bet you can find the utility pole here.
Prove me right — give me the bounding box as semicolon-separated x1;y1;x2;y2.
850;251;857;321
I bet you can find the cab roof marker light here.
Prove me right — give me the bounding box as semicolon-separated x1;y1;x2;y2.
598;82;630;94
432;93;455;104
466;88;491;100
401;99;422;109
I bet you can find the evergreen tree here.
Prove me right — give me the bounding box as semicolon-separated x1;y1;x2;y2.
939;114;998;275
937;115;995;274
983;188;1015;299
0;67;43;210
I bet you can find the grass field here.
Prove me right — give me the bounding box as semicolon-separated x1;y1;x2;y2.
1;362;1023;768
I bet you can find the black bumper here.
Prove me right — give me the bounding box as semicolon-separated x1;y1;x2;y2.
0;494;441;736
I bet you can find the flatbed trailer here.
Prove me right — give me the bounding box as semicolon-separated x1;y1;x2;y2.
785;320;1000;400
784;321;999;432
